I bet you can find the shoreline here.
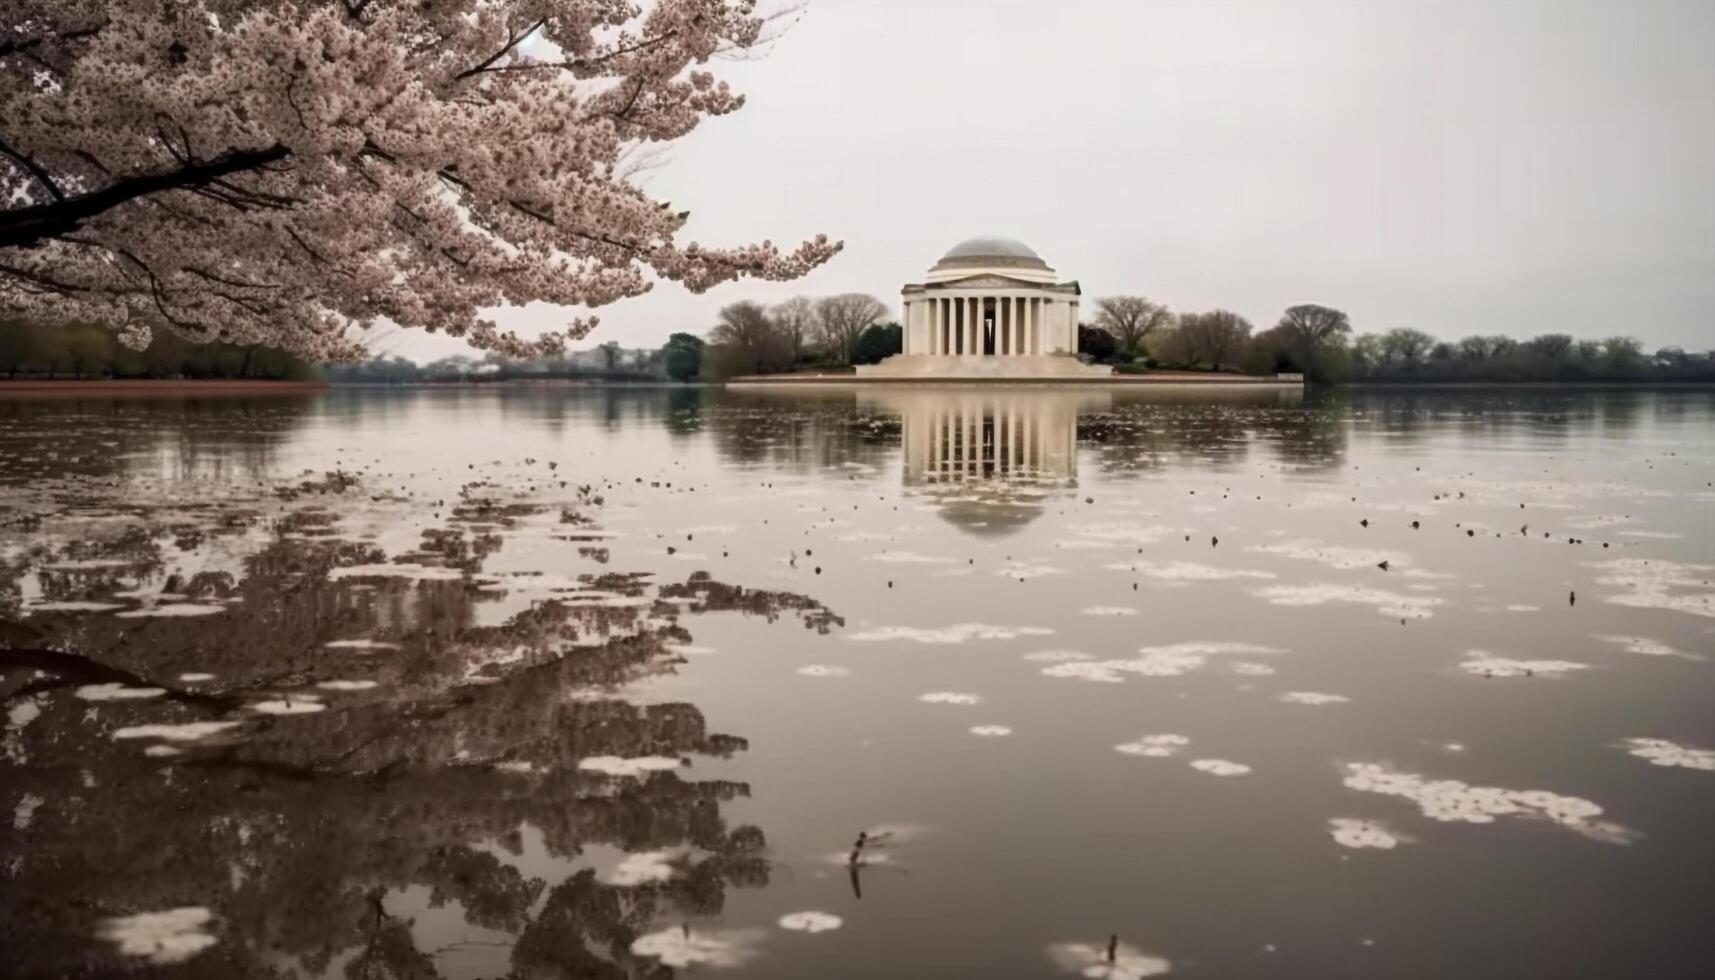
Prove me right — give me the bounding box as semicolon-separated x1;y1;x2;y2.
0;379;328;397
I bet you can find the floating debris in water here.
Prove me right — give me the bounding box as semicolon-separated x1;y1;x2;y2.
1594;635;1700;660
1459;652;1587;678
1328;818;1404;849
629;927;763;968
970;725;1013;737
1189;758;1251;776
1104;560;1275;582
1618;738;1714;770
604;849;678;886
1047;938;1172;978
849;623;1053;644
247;697;326;715
112;722;241;742
1589;559;1715;619
316;680;379;691
797;664;852;678
115;603;225;618
577;755;683;778
1254;584;1442;619
75;683;166;701
1341;762;1634;842
1024;649;1093;663
918;692;981;705
1279;691;1351;705
1042;642;1283;684
1115;734;1190;758
779;911;843;933
96;908;217;965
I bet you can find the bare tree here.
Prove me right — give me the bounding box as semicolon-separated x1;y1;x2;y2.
1276;304;1352;354
771;295;817;364
709;301;791;375
1180;309;1254;371
814;293;888;365
1380;328;1436;366
1094;296;1172;358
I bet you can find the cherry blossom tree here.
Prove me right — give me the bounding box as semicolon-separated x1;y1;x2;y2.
0;1;840;360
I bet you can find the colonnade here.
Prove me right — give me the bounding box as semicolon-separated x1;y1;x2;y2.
915;294;1051;357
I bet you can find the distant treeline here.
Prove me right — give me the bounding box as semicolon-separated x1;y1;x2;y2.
322;348;664;384
1075;298;1713;384
0;320;315;380
1340;331;1715;384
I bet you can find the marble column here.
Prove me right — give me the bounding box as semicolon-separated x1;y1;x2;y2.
965;297;977;358
1012;296;1023;356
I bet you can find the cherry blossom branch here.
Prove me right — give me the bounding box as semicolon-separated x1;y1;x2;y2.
0;137;65;202
0;144;290;249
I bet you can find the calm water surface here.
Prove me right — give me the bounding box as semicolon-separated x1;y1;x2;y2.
2;385;1711;979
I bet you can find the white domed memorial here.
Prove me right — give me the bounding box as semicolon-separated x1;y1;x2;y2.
858;237;1113;379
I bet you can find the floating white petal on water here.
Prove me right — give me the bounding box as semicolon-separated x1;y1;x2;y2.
797;664;851;678
1047;939;1172;978
1329;818;1402;849
605;850;677;886
75;683;166;701
919;692;980;705
970;725;1013;737
779;911;843;933
323;639;400;651
247;698;325;715
1619;738;1715;770
316;680;379;691
113;722;241;742
1081;606;1138;616
849;623;1053;644
1340;762;1635;842
29;600;127;612
1116;734;1190;758
1459;652;1587;678
1250;539;1411;570
97;908;217;965
1594;635;1700;660
629;927;762;968
115;603;225;618
997;560;1066;580
864;550;956;564
1590;558;1715;619
1190;758;1251;776
1043;642;1284;684
7;698;41;731
1107;561;1276;582
577;755;682;778
1279;691;1351;706
1254;584;1442;619
14;793;43;830
328;563;466;581
1073;522;1188;545
1024;649;1092;663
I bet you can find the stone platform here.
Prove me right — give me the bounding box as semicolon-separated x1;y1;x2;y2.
852;354;1114;380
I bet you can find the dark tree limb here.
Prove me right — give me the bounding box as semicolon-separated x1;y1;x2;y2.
0;143;291;250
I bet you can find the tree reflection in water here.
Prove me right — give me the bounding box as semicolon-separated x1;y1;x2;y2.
1;469;840;978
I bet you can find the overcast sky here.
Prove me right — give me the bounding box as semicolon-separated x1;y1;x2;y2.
396;0;1714;360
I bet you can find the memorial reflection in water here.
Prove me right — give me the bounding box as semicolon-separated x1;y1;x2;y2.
861;388;1107;534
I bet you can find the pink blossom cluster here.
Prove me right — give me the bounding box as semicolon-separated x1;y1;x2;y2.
0;1;840;360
